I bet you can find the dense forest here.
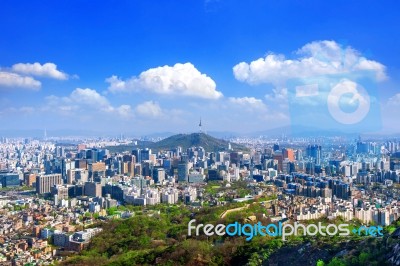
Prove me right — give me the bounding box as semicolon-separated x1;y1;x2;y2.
62;200;400;266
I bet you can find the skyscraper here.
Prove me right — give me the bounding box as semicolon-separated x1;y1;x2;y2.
307;145;322;165
132;148;142;163
152;167;165;183
177;162;189;182
140;149;151;161
282;148;295;161
36;174;62;194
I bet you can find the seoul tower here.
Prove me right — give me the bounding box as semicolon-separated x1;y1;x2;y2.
199;117;202;133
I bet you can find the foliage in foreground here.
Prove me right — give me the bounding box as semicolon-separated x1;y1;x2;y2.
62;203;400;266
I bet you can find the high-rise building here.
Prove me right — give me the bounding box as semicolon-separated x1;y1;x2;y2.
230;152;240;166
88;162;106;181
55;146;65;157
356;141;370;154
141;149;151;161
333;182;350;200
307;145;322;165
141;161;152;177
282;148;295;161
75;159;87;169
273;154;283;172
84;182;102;197
208;169;222;181
24;172;37;187
123;154;136;164
132;148;142;163
134;164;142;177
296;149;303;161
51;185;69;200
0;173;20;187
177;162;189;182
36;174;62;194
61;159;75;183
152;167;165;183
67;169;89;184
131;176;147;190
86;149;99;162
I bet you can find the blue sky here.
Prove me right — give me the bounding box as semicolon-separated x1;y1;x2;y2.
1;0;399;136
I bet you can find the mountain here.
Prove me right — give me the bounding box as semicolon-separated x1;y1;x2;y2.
105;132;248;153
149;132;248;152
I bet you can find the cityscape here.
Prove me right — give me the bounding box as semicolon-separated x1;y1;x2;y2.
1;1;400;266
0;132;399;264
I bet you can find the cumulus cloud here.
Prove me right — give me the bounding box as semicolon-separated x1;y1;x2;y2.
228;97;267;110
106;62;223;99
225;96;288;124
134;101;163;118
12;62;69;80
0;72;41;89
45;88;133;117
70;88;113;111
233;40;387;86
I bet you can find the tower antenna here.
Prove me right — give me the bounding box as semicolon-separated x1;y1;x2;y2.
199;117;202;133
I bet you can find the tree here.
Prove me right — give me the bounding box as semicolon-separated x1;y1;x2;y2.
327;257;346;266
247;253;262;266
358;252;370;264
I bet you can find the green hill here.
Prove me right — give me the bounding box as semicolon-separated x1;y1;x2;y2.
106;133;248;153
151;132;247;152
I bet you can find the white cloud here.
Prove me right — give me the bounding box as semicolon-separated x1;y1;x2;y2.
70;88;112;111
106;62;223;99
224;96;288;125
116;105;132;118
228;97;267;110
233;40;387;86
134;101;163;118
0;71;41;89
45;88;133;117
264;88;290;110
12;62;68;80
387;93;400;106
265;88;288;101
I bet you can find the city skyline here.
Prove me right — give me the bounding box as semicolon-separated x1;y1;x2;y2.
1;1;400;135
